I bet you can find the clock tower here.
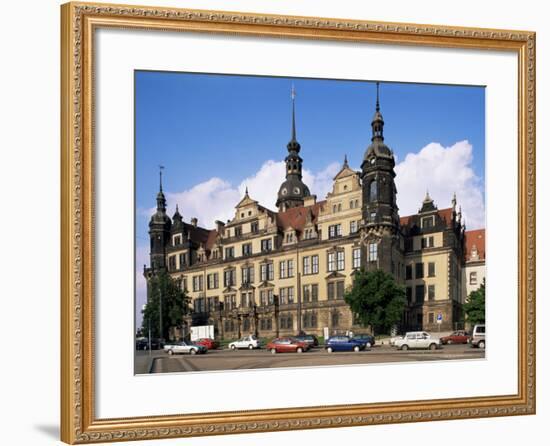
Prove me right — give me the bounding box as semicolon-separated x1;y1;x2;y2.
276;86;311;212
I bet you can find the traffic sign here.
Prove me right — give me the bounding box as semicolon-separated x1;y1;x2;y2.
437;313;443;324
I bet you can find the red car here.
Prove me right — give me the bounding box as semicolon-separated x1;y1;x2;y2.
194;338;219;350
440;330;470;345
266;337;309;354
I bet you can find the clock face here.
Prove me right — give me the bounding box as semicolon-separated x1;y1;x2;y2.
293;187;301;195
281;188;288;196
370;158;376;165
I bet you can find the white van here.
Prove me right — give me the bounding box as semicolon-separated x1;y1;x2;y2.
470;324;486;349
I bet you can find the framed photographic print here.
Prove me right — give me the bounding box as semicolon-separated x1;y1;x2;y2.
60;1;536;443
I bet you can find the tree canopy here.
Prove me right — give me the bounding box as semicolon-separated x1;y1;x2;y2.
463;279;485;325
141;271;191;340
344;268;407;335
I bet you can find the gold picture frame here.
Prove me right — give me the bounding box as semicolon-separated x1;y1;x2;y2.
60;2;536;443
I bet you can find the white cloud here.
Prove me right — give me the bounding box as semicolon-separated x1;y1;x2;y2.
395;140;485;229
150;160;343;229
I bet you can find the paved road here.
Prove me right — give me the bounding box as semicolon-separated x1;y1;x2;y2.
135;344;485;374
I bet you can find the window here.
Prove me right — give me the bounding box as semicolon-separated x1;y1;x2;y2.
338;203;342;212
223;269;236;287
207;273;219;290
428;285;435;301
328;281;345;300
241;266;254;285
415;284;425;303
260;318;272;330
421;236;434;248
337;251;345;271
194;297;205;313
349;200;354;209
336;280;345;299
225;247;234;259
279;261;286;278
406;287;412;303
242;243;252;256
406;264;413;280
421;216;434;228
240;292;252;307
168;256;176;271
173;235;181;246
260;263;274;281
192;275;203;292
251;221;259;233
280;260;293;278
470;271;478;285
328;252;336;272
312;255;319;274
279;287;287;305
287;287;294;303
327;282;335;300
368;243;378;262
179;253;185;269
304;228;315;240
280;314;293;330
350;220;358;234
303;256;311;275
353;248;361;268
311;283;318;301
223;294;236;310
369;180;377;202
303;312;318;329
259;290;273;306
285;232;295;243
415;262;424;279
428;262;436;277
303;284;317;303
331;311;340;327
428;312;434;324
234;226;242;236
328;224;342;239
261;238;272;252
243;318;251;332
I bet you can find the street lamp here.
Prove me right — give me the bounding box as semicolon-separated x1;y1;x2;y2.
142;304;151;356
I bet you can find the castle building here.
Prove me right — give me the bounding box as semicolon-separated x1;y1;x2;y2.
144;84;479;339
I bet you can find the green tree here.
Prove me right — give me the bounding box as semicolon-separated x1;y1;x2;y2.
463;279;485;325
344;268;407;336
141;271;191;340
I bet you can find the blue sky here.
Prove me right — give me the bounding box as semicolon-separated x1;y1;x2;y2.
134;71;485;324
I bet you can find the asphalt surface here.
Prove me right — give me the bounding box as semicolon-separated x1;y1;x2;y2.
135;343;485;374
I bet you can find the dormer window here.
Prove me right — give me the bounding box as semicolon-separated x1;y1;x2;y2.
285;232;294;243
422;216;435;228
173;235;182;246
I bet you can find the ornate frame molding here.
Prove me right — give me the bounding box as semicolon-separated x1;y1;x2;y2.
61;2;536;444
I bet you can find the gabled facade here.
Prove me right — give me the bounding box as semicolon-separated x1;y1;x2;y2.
144;84;481;339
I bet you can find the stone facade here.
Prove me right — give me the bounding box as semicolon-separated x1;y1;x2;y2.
144;84;481;339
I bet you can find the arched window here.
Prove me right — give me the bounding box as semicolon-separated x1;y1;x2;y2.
369;180;378;202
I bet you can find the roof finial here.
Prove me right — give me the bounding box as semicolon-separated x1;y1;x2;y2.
376;81;380;112
343;154;349;168
159;165;165;192
291;84;297;142
424;189;431;201
176;203;179;212
245;185;249;196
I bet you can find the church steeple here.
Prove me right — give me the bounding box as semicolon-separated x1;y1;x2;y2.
156;165;166;212
371;82;385;142
276;85;311;212
149;166;171;271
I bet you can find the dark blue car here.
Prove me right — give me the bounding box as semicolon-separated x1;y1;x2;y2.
325;336;367;353
352;333;375;348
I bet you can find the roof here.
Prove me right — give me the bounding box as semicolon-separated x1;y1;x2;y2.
182;222;212;246
464;229;486;262
399;207;454;228
204;229;219;251
276;201;325;232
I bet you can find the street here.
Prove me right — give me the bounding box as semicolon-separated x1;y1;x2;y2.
135;344;485;374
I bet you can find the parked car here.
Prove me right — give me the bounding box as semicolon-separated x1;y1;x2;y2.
136;338;164;350
470;324;486;349
163;341;207;355
352;333;375;348
266;337;309;354
325;336;367;353
440;330;470;345
293;334;319;347
228;335;261;350
194;338;219;350
393;332;442;350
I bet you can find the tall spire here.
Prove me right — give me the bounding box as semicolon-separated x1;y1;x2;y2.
376;81;380;112
291;84;297;143
371;82;384;142
156;165;166;212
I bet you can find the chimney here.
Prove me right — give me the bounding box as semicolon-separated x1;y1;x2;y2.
191;217;198;227
215;220;225;234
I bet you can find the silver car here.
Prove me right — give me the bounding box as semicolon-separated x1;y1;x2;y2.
163;341;207;355
393;331;442;351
